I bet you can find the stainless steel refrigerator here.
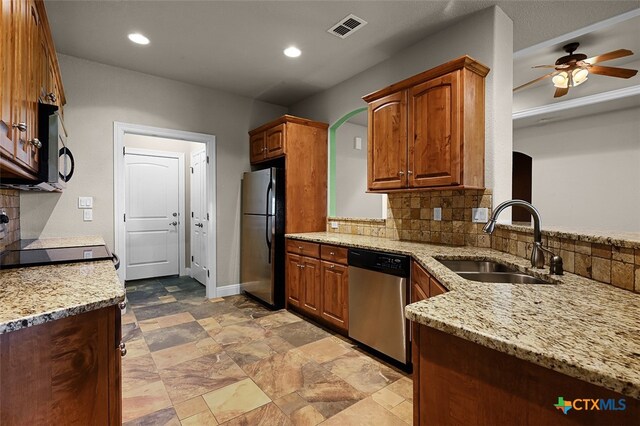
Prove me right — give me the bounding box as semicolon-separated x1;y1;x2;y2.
240;168;285;308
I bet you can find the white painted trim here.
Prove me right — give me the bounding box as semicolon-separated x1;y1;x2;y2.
513;85;640;120
183;267;191;277
123;147;186;278
514;8;640;60
113;122;217;298
215;284;240;298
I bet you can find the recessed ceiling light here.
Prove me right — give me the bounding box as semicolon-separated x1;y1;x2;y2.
283;46;301;58
128;33;150;45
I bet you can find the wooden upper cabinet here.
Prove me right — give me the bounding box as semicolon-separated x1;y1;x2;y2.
409;71;460;187
265;123;285;158
249;132;266;163
0;0;65;181
368;91;407;190
364;56;489;192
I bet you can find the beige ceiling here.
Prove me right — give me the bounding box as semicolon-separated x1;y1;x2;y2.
45;1;639;106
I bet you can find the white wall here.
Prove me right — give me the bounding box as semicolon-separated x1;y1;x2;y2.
335;122;382;218
290;6;514;217
513;107;640;232
20;54;287;287
123;134;204;266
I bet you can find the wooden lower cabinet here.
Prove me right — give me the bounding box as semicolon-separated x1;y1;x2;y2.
286;241;349;334
413;326;639;426
320;261;348;332
0;305;122;425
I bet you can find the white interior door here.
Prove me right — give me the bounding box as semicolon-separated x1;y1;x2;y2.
190;149;207;285
125;151;180;280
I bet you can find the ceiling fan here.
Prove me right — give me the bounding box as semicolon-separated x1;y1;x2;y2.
514;42;638;98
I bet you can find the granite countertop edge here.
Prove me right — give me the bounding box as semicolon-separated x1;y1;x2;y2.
285;232;640;400
0;236;125;335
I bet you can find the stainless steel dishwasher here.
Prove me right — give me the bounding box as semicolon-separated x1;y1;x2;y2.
348;248;410;366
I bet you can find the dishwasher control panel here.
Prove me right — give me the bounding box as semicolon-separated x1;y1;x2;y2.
348;248;410;277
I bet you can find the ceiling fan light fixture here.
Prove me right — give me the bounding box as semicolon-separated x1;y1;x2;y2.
552;72;569;88
572;68;589;86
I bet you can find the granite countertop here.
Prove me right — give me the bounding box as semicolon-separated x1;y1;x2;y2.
0;236;125;334
286;232;640;399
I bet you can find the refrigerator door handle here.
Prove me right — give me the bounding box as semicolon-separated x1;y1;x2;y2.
265;180;273;263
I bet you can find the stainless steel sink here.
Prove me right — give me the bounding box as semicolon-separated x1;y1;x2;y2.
437;259;554;285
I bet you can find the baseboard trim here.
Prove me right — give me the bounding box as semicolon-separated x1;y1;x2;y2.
215;284;241;298
182;268;191;277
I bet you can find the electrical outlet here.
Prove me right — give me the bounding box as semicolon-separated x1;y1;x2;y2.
472;207;489;223
330;221;339;229
83;209;93;221
433;207;442;221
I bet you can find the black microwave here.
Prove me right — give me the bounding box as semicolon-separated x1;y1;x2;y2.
1;103;73;191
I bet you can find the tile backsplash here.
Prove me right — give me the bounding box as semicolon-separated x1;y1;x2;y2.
0;189;20;251
327;189;639;293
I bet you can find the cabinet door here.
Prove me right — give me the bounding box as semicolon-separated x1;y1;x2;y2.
408;71;460;188
320;261;348;331
265;123;285;159
12;0;32;171
368;91;407;190
26;0;40;172
429;277;447;297
249;132;266;164
411;260;430;303
286;252;302;308
0;0;15;158
300;256;321;317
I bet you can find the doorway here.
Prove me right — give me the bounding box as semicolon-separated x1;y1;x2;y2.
114;122;217;298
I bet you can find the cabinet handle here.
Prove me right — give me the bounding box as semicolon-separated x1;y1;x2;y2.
407;170;413;175
47;92;57;103
169;221;178;226
12;122;27;132
398;171;404;176
119;342;127;357
298;246;303;250
300;265;305;269
330;264;335;269
118;301;127;310
29;138;42;148
330;251;335;255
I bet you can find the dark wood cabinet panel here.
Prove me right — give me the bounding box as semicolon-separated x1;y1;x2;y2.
286;252;302;308
0;305;122;425
429;276;447;297
300;256;321;316
367;91;407;190
320;244;348;265
320;260;348;331
286;239;320;258
249;132;266;163
411;260;431;303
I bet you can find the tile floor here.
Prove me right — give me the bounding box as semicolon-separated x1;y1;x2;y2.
121;276;413;425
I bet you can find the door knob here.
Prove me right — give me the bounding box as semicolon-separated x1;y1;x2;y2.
170;221;177;226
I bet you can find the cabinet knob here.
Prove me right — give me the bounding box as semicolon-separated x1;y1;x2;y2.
169;221;178;226
118;301;127;310
12;122;27;132
398;171;404;176
407;170;413;175
298;246;303;250
47;92;57;103
330;264;335;269
330;251;335;256
119;342;127;357
29;138;42;148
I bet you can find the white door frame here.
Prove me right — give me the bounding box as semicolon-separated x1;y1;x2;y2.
123;147;186;279
114;122;218;298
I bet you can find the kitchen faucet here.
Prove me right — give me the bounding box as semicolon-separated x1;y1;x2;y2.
482;199;563;275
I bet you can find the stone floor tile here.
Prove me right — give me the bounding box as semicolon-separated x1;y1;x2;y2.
181;410;219;426
221;402;292;426
123;407;180;426
139;312;196;332
203;378;271;423
122;380;173;423
391;400;413;424
173;396;210;420
319;397;407;426
152;337;223;369
145;321;208;352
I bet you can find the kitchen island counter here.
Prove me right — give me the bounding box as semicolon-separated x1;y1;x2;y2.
286;232;640;400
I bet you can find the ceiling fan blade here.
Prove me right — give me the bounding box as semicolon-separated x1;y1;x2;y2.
532;65;556;69
588;65;638;78
513;71;557;92
585;49;633;65
554;86;569;98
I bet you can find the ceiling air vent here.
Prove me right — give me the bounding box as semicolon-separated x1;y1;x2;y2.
328;14;367;39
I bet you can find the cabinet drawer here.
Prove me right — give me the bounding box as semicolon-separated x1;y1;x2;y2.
320;245;348;265
286;239;320;258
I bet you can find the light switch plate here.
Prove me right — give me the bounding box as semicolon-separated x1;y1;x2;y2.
83;209;93;221
433;207;442;221
330;221;339;229
354;137;362;150
472;207;489;223
78;197;93;209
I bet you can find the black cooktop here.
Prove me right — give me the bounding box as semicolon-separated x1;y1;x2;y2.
0;245;113;269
